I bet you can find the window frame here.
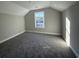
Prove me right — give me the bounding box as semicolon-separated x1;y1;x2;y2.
34;11;45;28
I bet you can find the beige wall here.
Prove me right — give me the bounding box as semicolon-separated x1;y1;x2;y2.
0;13;25;42
25;7;62;35
62;2;79;57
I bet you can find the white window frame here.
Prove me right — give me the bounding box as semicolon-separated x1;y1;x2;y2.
35;11;45;28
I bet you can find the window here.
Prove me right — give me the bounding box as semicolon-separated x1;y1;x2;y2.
35;11;45;28
66;17;70;46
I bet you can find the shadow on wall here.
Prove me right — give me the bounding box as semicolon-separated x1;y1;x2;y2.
66;17;70;47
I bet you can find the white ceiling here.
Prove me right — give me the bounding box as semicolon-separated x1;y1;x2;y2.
50;1;77;11
0;1;77;16
0;1;29;16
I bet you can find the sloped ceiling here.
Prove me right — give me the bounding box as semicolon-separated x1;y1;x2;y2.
50;1;77;11
0;1;77;16
0;1;29;16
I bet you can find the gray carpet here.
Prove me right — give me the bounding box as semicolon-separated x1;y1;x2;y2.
0;32;76;58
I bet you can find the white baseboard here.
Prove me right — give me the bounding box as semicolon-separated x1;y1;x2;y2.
0;30;25;44
26;30;61;36
70;46;79;58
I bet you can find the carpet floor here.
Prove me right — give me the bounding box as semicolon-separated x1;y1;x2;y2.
0;32;76;58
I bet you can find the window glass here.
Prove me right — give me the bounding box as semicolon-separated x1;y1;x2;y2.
35;11;45;28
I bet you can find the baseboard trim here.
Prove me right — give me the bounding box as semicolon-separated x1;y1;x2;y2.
0;30;25;44
26;30;61;36
70;46;79;58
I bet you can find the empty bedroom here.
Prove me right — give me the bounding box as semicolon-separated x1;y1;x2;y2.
0;1;79;58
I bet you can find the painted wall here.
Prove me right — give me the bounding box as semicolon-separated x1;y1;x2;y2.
62;2;79;57
25;7;62;35
0;13;25;43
